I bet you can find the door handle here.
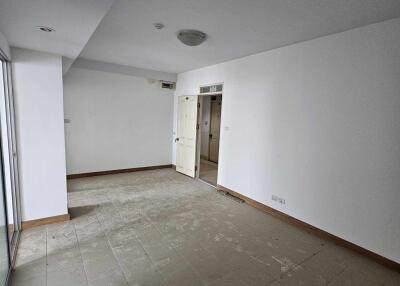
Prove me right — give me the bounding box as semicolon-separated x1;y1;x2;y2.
175;138;180;142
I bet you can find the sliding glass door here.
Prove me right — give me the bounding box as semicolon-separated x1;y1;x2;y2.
1;59;20;260
0;51;22;285
0;134;9;284
0;59;10;285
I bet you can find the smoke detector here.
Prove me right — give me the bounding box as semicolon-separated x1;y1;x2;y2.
153;23;165;30
177;30;207;46
37;26;55;32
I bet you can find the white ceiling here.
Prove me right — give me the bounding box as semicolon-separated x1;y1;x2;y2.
0;0;116;59
1;0;399;74
79;0;400;73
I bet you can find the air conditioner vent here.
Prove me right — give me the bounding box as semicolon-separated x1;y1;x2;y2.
161;81;175;90
199;83;223;94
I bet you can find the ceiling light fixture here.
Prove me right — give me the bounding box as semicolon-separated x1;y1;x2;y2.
37;26;55;32
177;29;207;46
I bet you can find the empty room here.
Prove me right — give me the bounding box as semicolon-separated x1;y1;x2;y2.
0;0;399;285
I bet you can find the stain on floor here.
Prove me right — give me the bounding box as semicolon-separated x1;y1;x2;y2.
12;168;400;286
69;205;99;219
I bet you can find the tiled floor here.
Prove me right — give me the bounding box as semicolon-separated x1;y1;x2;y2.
0;226;8;283
12;169;400;286
199;160;218;186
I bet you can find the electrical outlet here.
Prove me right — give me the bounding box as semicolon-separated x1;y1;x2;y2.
272;195;285;205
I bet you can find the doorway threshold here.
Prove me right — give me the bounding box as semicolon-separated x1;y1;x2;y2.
198;178;217;189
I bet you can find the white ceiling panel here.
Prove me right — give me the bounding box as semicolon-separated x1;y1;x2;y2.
0;0;116;59
80;0;400;73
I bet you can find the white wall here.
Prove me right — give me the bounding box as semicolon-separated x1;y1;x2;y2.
71;58;177;82
173;18;400;263
12;48;68;221
63;67;174;175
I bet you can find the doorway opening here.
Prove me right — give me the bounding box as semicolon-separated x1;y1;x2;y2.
198;94;222;186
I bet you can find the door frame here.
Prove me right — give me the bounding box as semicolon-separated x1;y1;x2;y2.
195;92;223;186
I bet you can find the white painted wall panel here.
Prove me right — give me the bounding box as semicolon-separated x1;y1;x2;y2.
173;18;400;263
12;48;68;221
63;67;174;174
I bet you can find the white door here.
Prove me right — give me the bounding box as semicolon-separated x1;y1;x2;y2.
176;95;199;177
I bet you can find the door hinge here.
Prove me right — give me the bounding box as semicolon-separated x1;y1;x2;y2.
195;165;198;171
198;102;200;108
196;124;199;130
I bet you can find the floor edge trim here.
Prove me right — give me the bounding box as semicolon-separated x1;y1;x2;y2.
67;164;173;179
22;214;70;230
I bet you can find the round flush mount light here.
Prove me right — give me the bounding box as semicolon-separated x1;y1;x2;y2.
177;29;207;46
37;26;55;32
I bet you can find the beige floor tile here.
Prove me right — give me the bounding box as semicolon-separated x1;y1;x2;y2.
11;169;400;286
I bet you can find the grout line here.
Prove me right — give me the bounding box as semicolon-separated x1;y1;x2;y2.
268;247;325;285
94;206;130;285
121;205;168;279
139;207;187;281
326;266;347;286
71;220;90;286
298;248;324;266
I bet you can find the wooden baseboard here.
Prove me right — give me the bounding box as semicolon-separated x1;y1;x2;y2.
172;164;176;170
217;184;400;272
22;214;70;230
67;164;173;179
